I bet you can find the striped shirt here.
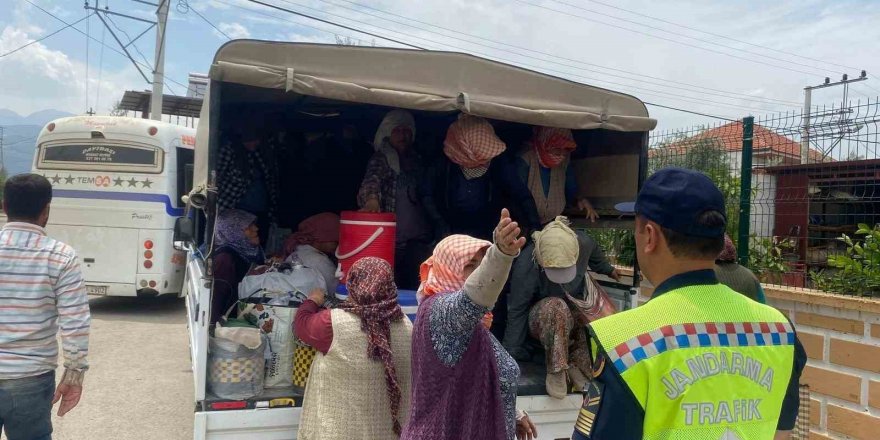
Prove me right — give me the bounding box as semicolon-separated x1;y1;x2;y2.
0;222;90;379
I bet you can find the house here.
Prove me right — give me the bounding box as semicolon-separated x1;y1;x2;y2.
649;121;827;238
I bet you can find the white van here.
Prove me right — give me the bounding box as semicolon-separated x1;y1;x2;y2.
177;41;656;440
33;116;196;297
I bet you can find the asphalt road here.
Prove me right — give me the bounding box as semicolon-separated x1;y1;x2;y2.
49;295;193;440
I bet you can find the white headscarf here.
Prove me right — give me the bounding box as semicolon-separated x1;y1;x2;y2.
373;110;416;174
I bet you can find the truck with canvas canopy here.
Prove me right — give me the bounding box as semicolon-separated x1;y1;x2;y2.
176;40;656;440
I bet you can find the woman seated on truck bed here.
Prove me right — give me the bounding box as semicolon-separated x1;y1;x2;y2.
210;209;266;324
284;212;341;295
402;209;537;440
295;257;413;440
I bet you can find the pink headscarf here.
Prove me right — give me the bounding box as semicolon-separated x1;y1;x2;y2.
418;235;492;299
531;126;577;168
717;234;737;263
283;213;340;255
443;114;506;177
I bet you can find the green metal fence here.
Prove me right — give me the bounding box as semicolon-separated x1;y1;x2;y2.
590;98;880;296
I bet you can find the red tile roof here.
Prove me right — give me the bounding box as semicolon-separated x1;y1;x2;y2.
652;121;828;163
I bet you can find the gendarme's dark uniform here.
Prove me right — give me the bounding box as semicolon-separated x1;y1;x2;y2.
572;168;807;440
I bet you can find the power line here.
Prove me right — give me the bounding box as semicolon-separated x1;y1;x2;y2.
582;0;860;72
0;13;93;58
96;23;106;113
512;0;828;77
644;102;736;122
269;0;789;113
245;0;425;49
85;8;91;112
539;0;845;75
186;3;231;39
208;0;381;46
312;0;802;107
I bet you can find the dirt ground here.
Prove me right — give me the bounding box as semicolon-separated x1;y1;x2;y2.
49;295;193;440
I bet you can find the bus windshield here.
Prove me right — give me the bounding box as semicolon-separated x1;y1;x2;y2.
37;142;164;174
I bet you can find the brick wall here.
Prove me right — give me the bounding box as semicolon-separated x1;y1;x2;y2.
765;287;880;440
623;269;880;438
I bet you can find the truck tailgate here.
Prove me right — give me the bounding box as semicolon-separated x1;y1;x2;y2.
46;224;138;284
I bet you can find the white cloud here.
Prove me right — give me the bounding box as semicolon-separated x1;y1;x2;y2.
0;25;143;116
216;22;250;40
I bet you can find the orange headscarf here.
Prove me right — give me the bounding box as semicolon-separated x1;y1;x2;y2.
531;126;577;168
418;235;494;328
443;114;506;177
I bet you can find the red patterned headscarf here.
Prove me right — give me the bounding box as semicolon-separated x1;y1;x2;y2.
338;257;405;435
717;234;737;263
418;235;492;299
443;114;506;178
531;126;577;168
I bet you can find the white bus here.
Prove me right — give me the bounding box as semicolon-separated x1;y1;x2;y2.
32;116;196;297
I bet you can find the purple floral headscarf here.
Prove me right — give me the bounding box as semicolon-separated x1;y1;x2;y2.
215;209;264;263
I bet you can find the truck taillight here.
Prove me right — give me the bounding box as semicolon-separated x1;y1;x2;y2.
148;126;158;136
47;122;55;132
144;240;154;250
144;250;153;259
144;260;153;269
149;281;157;288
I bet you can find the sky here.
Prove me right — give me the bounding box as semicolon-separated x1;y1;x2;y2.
2;0;880;131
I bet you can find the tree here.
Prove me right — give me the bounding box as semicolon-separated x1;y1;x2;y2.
109;101;127;117
650;137;744;247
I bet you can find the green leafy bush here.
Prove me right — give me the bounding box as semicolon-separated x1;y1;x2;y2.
748;236;795;283
812;224;880;297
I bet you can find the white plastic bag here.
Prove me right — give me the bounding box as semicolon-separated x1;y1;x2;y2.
238;263;327;301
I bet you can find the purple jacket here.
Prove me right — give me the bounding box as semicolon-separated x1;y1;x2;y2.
401;294;508;440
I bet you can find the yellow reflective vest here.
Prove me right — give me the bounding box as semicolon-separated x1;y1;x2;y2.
579;278;798;440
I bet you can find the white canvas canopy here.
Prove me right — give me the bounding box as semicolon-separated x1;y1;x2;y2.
192;40;656;194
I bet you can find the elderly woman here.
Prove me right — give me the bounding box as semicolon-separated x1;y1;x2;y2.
295;257;413;439
210;209;265;324
715;234;766;303
284;212;341;294
402;209;537;440
515;126;597;226
358;109;435;289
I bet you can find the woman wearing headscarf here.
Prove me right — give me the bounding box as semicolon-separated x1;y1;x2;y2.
715;234;766;303
422;114;536;241
210;209;266;324
358;109;435;289
284;212;341;294
402;209;538;440
514;126;598;226
216;121;279;245
295;257;413;440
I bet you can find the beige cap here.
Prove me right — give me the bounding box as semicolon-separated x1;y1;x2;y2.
533;216;579;284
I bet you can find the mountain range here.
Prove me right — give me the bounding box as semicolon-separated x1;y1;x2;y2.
0;109;76;176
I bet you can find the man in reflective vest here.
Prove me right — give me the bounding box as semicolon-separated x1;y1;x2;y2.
572;167;806;440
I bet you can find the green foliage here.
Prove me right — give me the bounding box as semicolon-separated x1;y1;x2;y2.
748;236;795;277
650;137;743;248
812;224;880;297
587;228;635;267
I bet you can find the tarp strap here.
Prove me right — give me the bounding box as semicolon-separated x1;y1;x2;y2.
286;68;295;92
457;92;471;113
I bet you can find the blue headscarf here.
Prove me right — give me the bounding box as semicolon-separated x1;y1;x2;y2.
215;209;264;263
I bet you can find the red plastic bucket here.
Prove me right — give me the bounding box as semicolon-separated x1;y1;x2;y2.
336;211;396;282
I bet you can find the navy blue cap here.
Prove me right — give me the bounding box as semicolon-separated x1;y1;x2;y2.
615;167;727;238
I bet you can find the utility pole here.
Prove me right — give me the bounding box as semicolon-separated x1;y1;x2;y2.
802;71;868;164
150;0;169;121
0;126;5;175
